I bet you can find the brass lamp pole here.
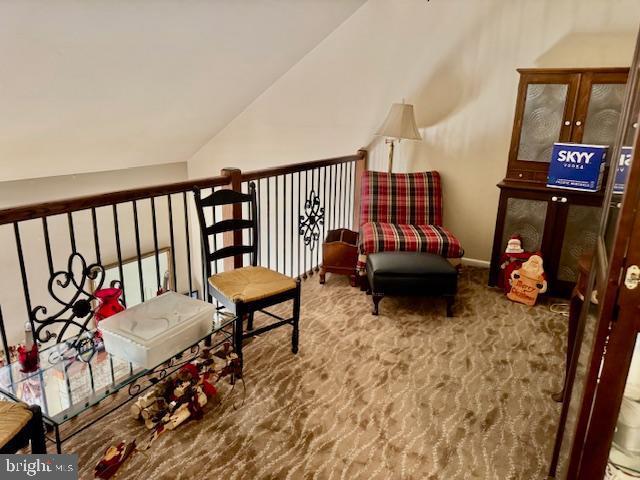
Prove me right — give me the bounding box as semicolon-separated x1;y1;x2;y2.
376;102;422;173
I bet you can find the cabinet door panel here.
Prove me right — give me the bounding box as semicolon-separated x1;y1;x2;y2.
509;73;580;171
557;205;602;282
581;83;626;151
501;197;549;251
572;72;628;157
517;83;570;163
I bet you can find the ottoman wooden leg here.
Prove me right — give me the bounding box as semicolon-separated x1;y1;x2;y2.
372;293;384;315
445;296;455;317
319;266;326;285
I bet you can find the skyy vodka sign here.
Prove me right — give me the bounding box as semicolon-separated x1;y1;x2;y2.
547;143;608;192
614;146;633;194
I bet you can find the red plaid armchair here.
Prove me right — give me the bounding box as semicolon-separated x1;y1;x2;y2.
357;171;463;272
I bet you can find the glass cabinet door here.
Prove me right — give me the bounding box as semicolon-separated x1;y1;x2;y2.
515;74;580;164
517;84;569;162
580;83;627;151
557;205;602;283
500;197;549;251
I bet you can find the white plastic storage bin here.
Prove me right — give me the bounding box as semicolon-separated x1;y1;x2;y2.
99;291;216;369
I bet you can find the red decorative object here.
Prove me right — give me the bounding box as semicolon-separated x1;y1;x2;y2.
498;252;533;294
94;440;136;479
17;343;39;373
94;288;125;330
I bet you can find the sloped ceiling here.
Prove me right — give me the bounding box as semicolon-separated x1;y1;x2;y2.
0;0;365;181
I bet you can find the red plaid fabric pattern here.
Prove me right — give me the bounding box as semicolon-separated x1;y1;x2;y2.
359;171;442;226
357;171;463;273
356;222;464;271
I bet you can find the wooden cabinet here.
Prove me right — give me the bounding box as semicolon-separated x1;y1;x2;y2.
489;182;602;296
506;68;628;183
490;68;628;297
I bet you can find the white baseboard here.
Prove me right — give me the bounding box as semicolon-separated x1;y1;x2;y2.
461;257;491;268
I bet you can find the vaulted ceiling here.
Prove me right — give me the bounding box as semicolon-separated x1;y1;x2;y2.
0;0;365;181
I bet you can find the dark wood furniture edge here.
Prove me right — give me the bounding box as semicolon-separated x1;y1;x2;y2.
516;67;630;74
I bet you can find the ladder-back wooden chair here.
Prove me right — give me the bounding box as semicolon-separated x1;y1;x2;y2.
193;182;301;365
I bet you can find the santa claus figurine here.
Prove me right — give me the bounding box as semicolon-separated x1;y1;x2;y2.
505;234;524;254
507;254;547;306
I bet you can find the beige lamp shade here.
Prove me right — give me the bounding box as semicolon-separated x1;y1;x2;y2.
376;103;422;140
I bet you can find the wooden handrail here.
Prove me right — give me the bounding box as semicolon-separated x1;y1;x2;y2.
0;151;367;225
0;175;231;225
240;153;364;182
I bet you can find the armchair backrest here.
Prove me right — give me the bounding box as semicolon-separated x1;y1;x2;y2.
359;171;443;226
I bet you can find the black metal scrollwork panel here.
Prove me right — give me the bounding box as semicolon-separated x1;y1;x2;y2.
298;189;325;251
30;252;119;361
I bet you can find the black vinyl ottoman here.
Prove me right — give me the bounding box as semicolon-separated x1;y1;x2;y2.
366;252;458;317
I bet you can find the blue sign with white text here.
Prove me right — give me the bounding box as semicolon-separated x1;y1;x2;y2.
614;146;633;194
546;143;607;192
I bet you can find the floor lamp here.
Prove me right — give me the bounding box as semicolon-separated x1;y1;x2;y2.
376;102;422;173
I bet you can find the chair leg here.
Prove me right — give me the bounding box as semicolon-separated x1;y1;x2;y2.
319;266;326;285
292;279;301;354
234;303;245;365
372;293;383;315
247;312;254;331
29;406;46;454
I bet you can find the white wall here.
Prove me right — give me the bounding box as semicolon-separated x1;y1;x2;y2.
188;0;640;262
0;0;365;182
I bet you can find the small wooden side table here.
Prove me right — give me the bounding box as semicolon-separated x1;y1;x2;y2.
319;229;359;286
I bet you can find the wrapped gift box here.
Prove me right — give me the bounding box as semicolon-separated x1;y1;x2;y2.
547;142;608;192
100;292;215;369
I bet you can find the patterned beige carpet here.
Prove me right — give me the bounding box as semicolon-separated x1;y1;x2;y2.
67;267;565;479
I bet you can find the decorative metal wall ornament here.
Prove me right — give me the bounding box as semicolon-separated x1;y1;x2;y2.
298;189;325;251
30;252;120;363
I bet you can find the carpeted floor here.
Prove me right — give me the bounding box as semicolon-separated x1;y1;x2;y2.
67;267;566;479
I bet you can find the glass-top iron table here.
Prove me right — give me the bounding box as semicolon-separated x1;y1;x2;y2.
0;311;236;453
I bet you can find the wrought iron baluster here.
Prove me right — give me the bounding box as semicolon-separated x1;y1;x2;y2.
150;197;161;292
274;176;279;272
14;222;35;342
332;164;337;230
283;174;287;275
167;194;178;291
256;179;262;266
42;217;54;276
183;192;193;297
91;208;101;265
322;166;328;254
201;189;210;301
267;177;271;270
289;173;294;278
212;188;218;275
339;163;345;227
303;170;308;278
344;162;351;229
68;212;76;253
297;171;302;278
315;167;321;271
112;205;127;307
0;306;11;371
132;201;145;302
